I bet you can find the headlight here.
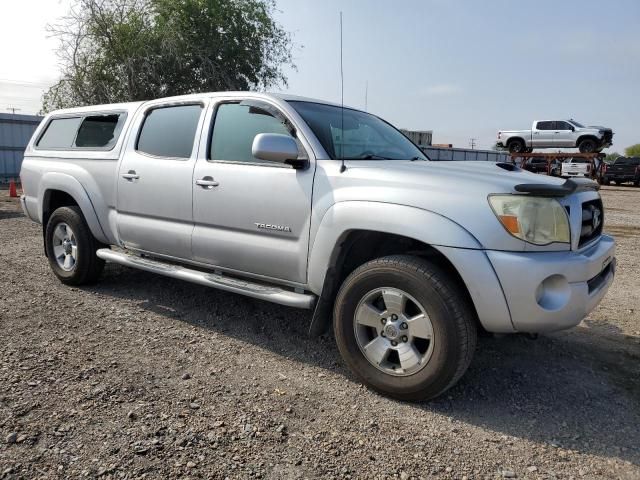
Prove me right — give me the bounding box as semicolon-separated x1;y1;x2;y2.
488;195;570;245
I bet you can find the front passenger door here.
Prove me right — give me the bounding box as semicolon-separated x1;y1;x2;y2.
554;121;575;148
191;100;315;284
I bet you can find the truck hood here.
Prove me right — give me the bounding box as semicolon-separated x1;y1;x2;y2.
329;160;575;252
344;159;565;197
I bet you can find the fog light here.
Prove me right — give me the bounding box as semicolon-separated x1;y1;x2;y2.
535;274;570;311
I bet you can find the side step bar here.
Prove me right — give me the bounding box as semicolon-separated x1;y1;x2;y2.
96;249;316;309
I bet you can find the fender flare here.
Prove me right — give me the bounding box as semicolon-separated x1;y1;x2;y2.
307;201;482;293
38;172;109;244
306;201;514;335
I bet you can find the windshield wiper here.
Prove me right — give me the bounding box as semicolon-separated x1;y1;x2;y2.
344;154;391;160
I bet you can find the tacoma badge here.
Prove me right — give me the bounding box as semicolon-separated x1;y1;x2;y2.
254;222;292;233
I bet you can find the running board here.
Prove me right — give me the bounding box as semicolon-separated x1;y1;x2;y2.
96;249;316;309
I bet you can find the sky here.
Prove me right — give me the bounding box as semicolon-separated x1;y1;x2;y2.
1;0;639;151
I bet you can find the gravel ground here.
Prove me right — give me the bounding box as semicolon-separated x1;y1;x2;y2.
0;186;639;480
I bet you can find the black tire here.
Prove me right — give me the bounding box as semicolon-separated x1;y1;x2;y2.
578;138;597;153
45;206;105;285
507;139;525;154
333;255;477;401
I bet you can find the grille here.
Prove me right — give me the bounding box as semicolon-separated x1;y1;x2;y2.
579;199;603;247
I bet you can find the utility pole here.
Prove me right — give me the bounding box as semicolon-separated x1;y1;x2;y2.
7;107;21;115
469;137;477;150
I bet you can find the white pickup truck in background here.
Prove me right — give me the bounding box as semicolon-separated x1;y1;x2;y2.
561;158;592;178
497;120;613;154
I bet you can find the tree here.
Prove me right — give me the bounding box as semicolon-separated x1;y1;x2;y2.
625;144;640;157
604;152;621;164
42;0;294;112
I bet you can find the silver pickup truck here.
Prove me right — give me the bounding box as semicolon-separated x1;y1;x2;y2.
20;92;616;400
497;120;613;153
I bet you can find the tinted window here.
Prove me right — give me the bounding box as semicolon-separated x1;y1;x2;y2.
75;114;122;148
137;104;202;158
210;103;292;163
37;117;82;148
555;121;573;130
536;121;553;130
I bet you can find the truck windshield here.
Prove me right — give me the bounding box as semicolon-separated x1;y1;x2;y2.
288;101;428;161
568;120;585;128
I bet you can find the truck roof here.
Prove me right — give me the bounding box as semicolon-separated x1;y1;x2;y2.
45;92;349;118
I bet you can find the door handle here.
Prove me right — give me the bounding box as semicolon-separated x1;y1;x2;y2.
195;176;219;188
122;170;139;180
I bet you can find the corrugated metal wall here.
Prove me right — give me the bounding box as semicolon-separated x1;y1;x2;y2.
423;146;510;163
0;113;43;183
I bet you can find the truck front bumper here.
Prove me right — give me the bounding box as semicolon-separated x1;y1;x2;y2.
486;235;615;333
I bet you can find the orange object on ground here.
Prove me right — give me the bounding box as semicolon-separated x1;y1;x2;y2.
9;179;18;197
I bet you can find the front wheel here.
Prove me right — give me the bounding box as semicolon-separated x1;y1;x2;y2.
45;206;105;285
578;138;597;153
333;255;477;401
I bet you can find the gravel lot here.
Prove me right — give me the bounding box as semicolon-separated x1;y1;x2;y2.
1;186;639;479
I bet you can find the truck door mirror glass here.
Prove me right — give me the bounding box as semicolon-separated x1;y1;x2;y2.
252;133;307;169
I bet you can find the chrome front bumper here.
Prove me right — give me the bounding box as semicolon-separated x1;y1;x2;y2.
486;235;615;333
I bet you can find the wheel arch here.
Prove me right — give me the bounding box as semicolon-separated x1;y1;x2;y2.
39;172;109;245
506;136;525;147
576;135;599;147
306;202;512;335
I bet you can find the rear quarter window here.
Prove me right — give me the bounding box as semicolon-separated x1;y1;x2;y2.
74;114;124;148
37;117;82;148
36;112;126;150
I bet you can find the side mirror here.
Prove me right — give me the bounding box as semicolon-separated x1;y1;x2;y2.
252;133;307;169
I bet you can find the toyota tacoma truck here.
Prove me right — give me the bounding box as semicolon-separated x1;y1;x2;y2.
19;93;616;401
497;120;613;153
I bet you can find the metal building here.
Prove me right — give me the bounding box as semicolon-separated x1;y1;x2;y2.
400;129;433;148
0;113;43;183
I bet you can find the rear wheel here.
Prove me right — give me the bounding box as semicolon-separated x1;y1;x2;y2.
45;206;105;285
578;138;597;153
508;139;525;154
333;255;477;401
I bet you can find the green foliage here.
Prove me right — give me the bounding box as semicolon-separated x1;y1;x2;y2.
42;0;294;112
604;152;621;164
625;144;640;157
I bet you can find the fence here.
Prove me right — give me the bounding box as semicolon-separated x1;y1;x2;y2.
0;113;43;183
423;146;510;162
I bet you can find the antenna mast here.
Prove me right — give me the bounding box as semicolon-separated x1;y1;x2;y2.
364;81;368;112
339;12;346;173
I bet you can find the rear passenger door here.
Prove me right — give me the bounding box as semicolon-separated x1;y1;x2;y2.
532;121;555;147
116;100;207;259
